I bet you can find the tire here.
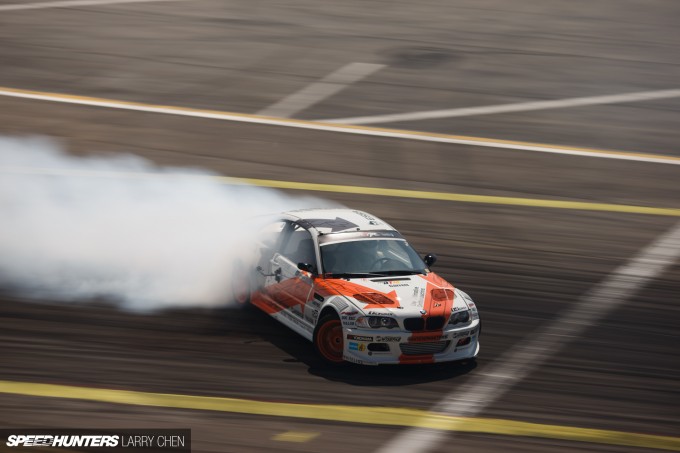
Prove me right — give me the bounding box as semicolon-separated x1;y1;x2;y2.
313;313;345;364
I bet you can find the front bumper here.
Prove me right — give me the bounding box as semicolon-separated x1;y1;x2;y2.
342;319;480;365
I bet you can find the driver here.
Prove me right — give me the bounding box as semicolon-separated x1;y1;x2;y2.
342;240;383;272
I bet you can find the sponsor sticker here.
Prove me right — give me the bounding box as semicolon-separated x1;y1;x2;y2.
347;334;373;342
348;342;366;352
343;355;365;365
367;311;394;316
382;281;409;287
375;335;401;342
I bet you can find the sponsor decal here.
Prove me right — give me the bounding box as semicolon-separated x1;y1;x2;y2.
343;355;365;365
348;342;366;352
375;335;401;342
367;310;394;316
341;310;358;316
382;281;409;287
352;210;379;223
281;311;313;332
347;334;373;342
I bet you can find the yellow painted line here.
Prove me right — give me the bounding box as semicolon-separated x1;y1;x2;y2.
231;176;680;217
1;86;680;166
0;381;677;451
2;166;680;217
272;431;320;443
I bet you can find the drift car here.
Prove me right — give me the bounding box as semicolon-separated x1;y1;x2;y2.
233;208;480;365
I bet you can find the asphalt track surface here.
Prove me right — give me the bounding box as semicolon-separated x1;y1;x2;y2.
1;1;679;452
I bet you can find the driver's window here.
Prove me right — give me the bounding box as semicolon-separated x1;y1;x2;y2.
281;224;316;271
256;221;287;271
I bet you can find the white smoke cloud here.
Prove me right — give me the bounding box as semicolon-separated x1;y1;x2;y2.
0;136;335;310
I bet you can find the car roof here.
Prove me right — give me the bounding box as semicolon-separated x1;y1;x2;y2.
281;208;396;235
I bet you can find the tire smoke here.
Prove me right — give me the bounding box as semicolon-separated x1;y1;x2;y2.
0;136;336;310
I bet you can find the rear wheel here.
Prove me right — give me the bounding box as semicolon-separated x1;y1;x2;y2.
231;263;250;305
314;313;344;364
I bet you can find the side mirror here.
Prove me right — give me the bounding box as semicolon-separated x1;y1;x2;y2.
297;262;315;273
423;253;437;267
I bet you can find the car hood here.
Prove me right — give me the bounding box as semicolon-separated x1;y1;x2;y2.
317;272;468;318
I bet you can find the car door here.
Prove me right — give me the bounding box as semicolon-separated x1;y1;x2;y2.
252;220;287;296
261;223;317;335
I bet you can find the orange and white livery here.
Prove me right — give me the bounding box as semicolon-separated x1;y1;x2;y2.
234;208;480;365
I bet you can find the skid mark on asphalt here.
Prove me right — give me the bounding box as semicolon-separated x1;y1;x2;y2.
1;166;680;217
0;381;678;451
323;89;680;125
257;63;385;118
1;87;679;166
374;220;680;453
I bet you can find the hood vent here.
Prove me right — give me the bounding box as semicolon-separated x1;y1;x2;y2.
353;293;395;305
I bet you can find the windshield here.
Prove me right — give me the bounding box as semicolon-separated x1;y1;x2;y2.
320;239;427;276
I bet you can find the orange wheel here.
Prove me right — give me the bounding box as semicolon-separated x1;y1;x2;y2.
314;315;344;363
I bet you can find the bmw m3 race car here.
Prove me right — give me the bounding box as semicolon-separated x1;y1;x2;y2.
233;208;480;365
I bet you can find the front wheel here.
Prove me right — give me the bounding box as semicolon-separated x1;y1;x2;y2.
313;313;344;364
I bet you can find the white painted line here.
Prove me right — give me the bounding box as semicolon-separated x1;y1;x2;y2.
375;220;680;453
0;0;178;11
257;62;385;118
1;87;680;166
324;89;680;125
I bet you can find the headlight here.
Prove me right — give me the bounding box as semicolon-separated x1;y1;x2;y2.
457;289;479;321
448;310;470;325
356;316;398;329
